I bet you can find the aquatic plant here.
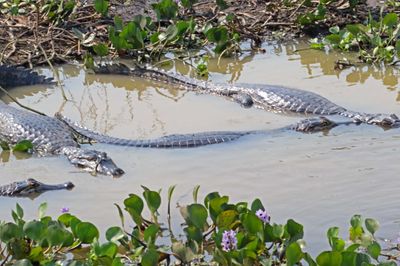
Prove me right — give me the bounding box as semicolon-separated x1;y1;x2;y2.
0;186;398;265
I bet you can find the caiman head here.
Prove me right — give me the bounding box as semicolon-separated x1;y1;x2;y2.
62;147;125;176
10;178;74;197
294;117;337;133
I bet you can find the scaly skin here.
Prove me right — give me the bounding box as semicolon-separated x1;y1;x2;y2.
0;178;74;198
92;63;400;128
56;114;350;148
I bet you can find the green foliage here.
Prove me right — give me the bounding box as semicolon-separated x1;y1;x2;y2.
0;188;398;265
321;11;400;64
12;140;33;152
94;0;108;16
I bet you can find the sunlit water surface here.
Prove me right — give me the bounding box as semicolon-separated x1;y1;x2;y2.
1;42;399;253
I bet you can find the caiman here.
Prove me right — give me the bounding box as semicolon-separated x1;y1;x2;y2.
91;63;400;128
0;178;74;198
0;64;357;176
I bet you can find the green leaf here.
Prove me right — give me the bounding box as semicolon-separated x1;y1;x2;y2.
316;251;342;266
46;225;66;246
184;225;203;244
365;218;379;235
331;237;345;252
209;196;229;222
94;0;109;16
285;219;304;242
329;26;340;34
216;0;228;9
172;241;195;263
13;140;33;152
141;248;159;266
367;241;381;260
325;34;341;45
0;222;22;242
143;190;161;214
93;43;109;57
187;203;208;229
75;222;99;243
286;242;303;266
16;203;24;219
143;224;159;244
341;251;356;265
124;194;144;226
106;226;125;243
192;185;200;203
250;198;264;213
151;0;178;21
346;24;361;36
350;215;362;228
38;202;47;219
216;210;238;229
242;213;263;236
181;0;197;8
97;242;118;258
23;220;45;242
383;13;398;28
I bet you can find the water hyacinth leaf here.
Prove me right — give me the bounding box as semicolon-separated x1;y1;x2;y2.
106;226;125;243
184;225;203;244
141;248;159;266
15;203;23;219
329;26;340;34
206;26;228;43
365;218;379;235
285;219;304;242
204;191;220;208
316;251;342;266
350;214;362;228
349;225;363;241
192;185;200;203
187;203;208;229
0;222;22;242
383;13;398;28
144;224;159;244
143;190;161;214
303;252;317;266
250;198;264;213
98;242;118;258
23;220;45;241
93;43;109;57
286;242;303;266
346;24;361;36
152;0;178;21
216;210;238;229
37;202;47;220
341;251;356;265
325;34;341;45
124;194;144;226
209;196;229;222
355;253;371;264
367;241;381;260
13;140;33;152
94;0;108;16
330;237;345;252
272;223;284;239
242;213;263;235
46;225;66;246
75;222;99;243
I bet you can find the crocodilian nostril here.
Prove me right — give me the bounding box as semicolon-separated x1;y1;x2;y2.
113;168;125;176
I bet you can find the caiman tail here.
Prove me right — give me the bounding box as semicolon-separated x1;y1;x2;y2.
0;65;53;88
55;113;250;148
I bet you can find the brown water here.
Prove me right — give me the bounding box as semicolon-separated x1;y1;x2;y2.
1;42;400;253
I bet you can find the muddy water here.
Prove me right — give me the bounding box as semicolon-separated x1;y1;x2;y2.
1;42;400;253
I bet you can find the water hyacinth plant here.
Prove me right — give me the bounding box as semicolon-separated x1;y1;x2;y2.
0;186;398;265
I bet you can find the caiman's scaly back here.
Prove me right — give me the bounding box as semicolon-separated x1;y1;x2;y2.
92;63;400;128
0;65;54;88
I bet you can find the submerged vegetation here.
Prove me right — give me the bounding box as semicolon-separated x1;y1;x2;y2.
0;186;399;265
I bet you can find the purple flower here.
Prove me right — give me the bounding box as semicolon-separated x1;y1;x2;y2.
256;209;270;223
221;230;237;252
61;207;70;213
